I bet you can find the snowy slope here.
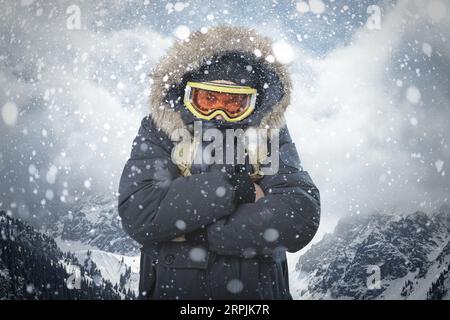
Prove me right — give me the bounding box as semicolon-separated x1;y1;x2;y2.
292;205;450;300
73;249;140;294
55;236;140;294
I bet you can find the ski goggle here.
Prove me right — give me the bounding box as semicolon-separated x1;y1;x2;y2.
183;81;257;122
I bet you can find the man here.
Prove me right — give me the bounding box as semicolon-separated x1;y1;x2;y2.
118;25;320;300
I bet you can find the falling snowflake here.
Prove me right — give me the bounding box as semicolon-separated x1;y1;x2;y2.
175;219;187;230
272;40;295;64
215;186;226;197
226;279;244;294
174;25;190;40
46;165;58;184
309;0;326;15
1;102;18;126
406;86;421;104
189;247;207;262
263;228;279;242
296;1;310;14
435;160;444;173
422;43;432;57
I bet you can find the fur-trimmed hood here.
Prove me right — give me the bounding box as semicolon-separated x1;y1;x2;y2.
149;25;293;137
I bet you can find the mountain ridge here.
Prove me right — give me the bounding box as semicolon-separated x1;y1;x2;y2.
293;206;450;300
0;210;135;299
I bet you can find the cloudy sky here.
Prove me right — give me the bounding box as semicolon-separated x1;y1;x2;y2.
1;0;449;244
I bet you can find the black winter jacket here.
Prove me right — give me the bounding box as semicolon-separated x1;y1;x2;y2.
118;25;320;300
118;116;320;299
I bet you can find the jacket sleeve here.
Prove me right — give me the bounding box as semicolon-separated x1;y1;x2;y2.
206;126;321;257
118;116;236;245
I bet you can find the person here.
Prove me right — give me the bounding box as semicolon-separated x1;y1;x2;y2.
118;25;321;300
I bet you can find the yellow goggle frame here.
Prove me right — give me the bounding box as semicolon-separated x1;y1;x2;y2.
183;81;257;122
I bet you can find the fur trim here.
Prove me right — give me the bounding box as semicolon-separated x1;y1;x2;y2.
149;25;292;136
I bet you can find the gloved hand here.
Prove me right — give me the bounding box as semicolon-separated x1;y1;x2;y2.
189;155;256;205
188;121;256;205
208;160;256;205
226;163;255;204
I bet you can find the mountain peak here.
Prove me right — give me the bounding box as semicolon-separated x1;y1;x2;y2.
293;208;450;300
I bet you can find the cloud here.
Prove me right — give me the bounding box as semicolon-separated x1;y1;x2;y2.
0;1;172;218
285;0;450;242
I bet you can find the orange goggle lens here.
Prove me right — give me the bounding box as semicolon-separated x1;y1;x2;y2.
193;89;250;115
183;82;257;122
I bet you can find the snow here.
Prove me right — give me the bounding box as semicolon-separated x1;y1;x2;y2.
1;102;18;126
83;179;91;189
189;247;207;262
26;284;35;294
45;165;58;184
78;250;139;290
295;2;310;14
265;55;275;63
272;40;295;64
263;228;279;242
410;117;418;126
117;82;125;90
406;86;421;104
166;2;189;14
45;189;54;200
174;25;190;40
384;237;450;300
175;219;187;230
226;279;244;294
57;237;140;294
291;269;315;299
435;160;444;173
215;186;226;197
174;2;188;12
422;43;432;57
309;0;326;15
139;142;149;152
55;237;99;252
28;164;37;176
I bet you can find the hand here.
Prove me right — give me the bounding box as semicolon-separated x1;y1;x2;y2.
254;183;264;202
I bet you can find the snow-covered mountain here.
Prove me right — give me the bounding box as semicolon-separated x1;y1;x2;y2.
8;190;449;300
45;194;140;256
42;194;142;294
0;211;134;299
292;205;450;300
